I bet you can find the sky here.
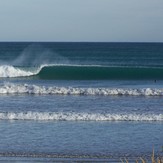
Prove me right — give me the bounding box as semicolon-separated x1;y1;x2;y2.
0;0;163;42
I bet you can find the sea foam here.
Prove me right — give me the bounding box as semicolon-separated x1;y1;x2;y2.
0;65;39;77
0;64;55;78
0;112;162;121
0;83;163;96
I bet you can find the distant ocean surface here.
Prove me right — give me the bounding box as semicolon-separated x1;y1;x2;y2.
0;42;162;162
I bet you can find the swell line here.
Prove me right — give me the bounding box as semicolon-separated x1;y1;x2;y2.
1;64;163;80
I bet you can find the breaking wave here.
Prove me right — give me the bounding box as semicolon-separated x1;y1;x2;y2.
1;64;163;80
0;112;162;121
1;83;163;96
0;64;44;78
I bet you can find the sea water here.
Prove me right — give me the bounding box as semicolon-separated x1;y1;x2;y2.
0;42;162;162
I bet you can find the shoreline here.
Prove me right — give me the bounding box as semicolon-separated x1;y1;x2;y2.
0;152;162;163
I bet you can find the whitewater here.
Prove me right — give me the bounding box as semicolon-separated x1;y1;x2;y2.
1;82;163;96
0;65;46;77
0;112;162;121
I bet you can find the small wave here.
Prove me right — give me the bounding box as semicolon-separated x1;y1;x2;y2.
0;112;162;121
1;83;163;96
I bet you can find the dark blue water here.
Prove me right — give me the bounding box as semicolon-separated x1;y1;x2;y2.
0;42;162;162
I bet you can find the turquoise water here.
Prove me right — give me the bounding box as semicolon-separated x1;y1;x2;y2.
1;42;163;79
0;42;162;162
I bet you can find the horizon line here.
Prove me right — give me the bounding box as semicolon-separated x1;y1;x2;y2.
0;41;163;43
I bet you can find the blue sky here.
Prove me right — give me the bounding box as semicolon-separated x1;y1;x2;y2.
0;0;163;42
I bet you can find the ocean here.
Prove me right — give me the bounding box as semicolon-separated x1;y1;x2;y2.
0;42;162;162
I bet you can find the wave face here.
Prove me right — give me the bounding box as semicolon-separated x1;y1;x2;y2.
1;83;163;96
0;112;162;121
38;65;163;80
1;64;163;80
